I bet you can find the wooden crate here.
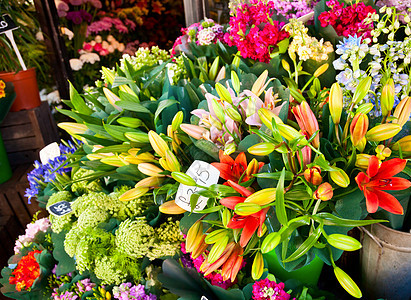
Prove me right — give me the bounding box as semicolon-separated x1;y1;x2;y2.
0;102;59;165
0;215;22;268
0;165;45;230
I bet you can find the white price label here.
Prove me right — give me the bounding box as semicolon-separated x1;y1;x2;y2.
201;297;209;300
175;160;220;212
47;201;72;217
40;142;61;164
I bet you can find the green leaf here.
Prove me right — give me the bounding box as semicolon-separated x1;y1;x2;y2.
254;171;294;181
119;90;140;103
117;100;152;113
275;168;287;226
283;225;322;263
195;205;224;214
112;76;135;87
69;82;93;115
312;213;387;227
155;99;179;125
95;144;131;153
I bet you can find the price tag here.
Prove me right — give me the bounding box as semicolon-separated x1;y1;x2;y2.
0;15;18;34
40;142;61;164
175;160;220;212
47;201;72;217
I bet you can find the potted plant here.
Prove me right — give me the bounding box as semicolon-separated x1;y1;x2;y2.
0;1;48;111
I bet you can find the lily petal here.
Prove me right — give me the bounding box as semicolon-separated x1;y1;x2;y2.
212;163;236;181
367;177;411;191
364;188;379;213
367;156;380;178
220;196;245;210
239;216;259;247
227;180;253;197
373;158;407;180
218;149;234;165
372;190;404;215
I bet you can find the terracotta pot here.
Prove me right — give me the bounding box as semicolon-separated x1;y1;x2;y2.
360;222;411;299
0;68;41;111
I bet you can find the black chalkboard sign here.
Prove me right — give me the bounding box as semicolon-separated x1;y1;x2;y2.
47;201;73;216
0;14;18;35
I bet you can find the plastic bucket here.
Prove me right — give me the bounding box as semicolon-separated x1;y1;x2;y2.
0;132;12;184
264;250;324;286
0;68;41;112
360;223;411;299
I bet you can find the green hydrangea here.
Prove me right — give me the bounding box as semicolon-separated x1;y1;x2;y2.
47;191;74;233
76;206;109;231
93;255;128;285
70;192;98;217
147;242;181;261
71;168;103;195
120;46;170;72
167;55;187;84
115;218;155;258
63;225;81;257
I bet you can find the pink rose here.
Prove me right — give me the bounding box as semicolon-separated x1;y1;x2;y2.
99;49;109;56
83;42;93;51
93;42;103;51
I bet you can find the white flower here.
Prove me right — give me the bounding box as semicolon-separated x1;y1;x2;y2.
36;31;44;41
79;53;100;64
46;90;61;104
61;27;74;40
69;58;83;71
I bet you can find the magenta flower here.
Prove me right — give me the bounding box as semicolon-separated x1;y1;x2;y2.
252;279;292;300
66;11;83;24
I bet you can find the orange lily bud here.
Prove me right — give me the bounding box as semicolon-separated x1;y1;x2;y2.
356;137;367;152
117;117;143;128
244;188;277;206
221;243;243;282
171;172;196;186
138;163;165;177
124;132;150;143
191;234;208;259
222;208;231;228
100;156;128;167
207;236;229;264
313;63;329;78
201;242;236;275
329;168;350;188
58;122;88;136
215;82;232;103
314;182;333;201
392;135;411;153
350;113;369;147
135;176;163;188
252;252;264;280
248;142;275;156
165;150;181;172
355;154;372;169
258;108;283;131
292;101;320;148
205;229;228;244
329;83;343;125
226;107;242;122
304;166;322;185
366;124;402;142
186;221;204;253
278;124;308;145
261;232;281;254
234;202;262;216
223;142;236;156
180;124;209;140
334;267;362;298
148;131;169;157
393;96;411;127
246;158;260;177
119;187;149;201
159;200;186;214
381;78;395;117
103;87;123;111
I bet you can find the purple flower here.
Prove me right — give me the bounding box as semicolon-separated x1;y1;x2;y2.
113;283;156;300
66;11;83;25
80;10;92;23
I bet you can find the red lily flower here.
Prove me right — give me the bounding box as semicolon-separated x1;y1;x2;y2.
211;150;264;183
220;180;268;247
355;156;411;214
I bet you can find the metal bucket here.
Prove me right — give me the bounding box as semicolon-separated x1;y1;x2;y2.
360;223;411;300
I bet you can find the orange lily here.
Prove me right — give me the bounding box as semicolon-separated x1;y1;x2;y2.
220;180;268;247
292;101;320;148
355;156;411;214
211;151;264;183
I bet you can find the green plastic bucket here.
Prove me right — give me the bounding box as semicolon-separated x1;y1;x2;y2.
0;133;12;184
264;250;324;286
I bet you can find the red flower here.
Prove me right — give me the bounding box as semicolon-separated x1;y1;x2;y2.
355;156;411;214
211;150;264;183
9;250;42;291
220;180;268;247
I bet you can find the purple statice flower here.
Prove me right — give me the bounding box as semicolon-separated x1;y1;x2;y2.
113;283;156;300
252;279;292;300
59;291;79;300
66;11;83;25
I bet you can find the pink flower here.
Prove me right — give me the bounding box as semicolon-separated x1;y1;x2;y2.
99;49;109;56
93;42;102;51
83;42;93;51
69;0;82;5
252;279;292;300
